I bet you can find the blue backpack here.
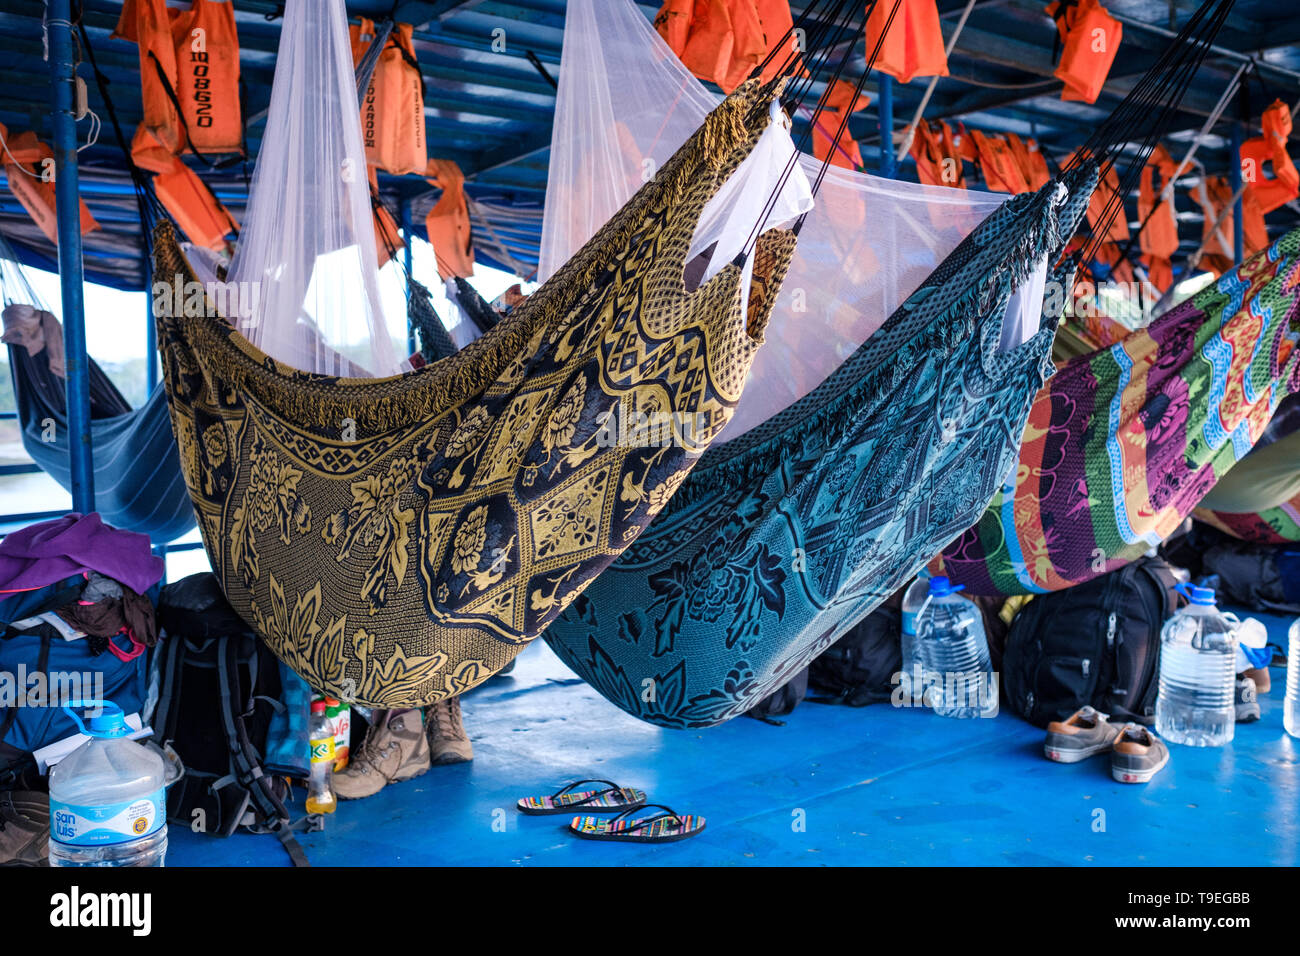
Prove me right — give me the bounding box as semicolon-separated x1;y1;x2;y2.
1;576;148;787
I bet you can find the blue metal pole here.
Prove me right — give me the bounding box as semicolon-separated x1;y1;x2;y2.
48;0;94;514
144;250;158;394
1229;123;1245;265
400;195;416;355
878;74;896;179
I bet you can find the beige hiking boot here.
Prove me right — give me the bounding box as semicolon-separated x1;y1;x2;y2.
334;708;429;800
426;696;473;765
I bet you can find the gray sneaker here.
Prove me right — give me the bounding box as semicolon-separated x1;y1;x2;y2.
1111;724;1170;784
334;708;430;800
1235;677;1261;723
1044;706;1122;763
0;790;49;866
426;696;473;766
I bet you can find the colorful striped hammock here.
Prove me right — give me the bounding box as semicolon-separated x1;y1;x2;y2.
940;229;1300;595
154;81;797;708
542;169;1096;727
1194;396;1300;542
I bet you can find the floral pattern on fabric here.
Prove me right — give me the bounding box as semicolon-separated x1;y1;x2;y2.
545;169;1098;727
155;80;798;707
942;231;1300;594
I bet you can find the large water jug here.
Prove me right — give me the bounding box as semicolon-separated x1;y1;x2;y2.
916;576;997;718
898;571;931;704
1155;585;1237;747
1286;619;1299;740
48;700;168;867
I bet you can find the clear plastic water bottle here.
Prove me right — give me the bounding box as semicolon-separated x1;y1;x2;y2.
899;571;931;704
916;576;998;719
306;700;337;815
1285;619;1299;740
1156;584;1238;747
48;700;167;867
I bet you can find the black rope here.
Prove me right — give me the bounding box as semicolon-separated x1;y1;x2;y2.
738;0;901;262
733;0;876;263
1062;0;1237;270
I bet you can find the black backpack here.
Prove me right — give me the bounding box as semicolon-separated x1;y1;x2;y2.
743;668;809;724
154;574;311;865
1199;541;1300;614
807;604;902;706
1002;557;1182;727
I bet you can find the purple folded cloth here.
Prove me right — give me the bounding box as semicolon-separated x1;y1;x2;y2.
0;513;164;596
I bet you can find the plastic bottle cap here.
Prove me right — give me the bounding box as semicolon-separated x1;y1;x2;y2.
1188;585;1216;606
62;700;131;739
311;700;327;714
927;575;965;598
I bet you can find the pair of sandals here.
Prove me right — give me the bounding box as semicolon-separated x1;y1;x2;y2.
516;779;705;844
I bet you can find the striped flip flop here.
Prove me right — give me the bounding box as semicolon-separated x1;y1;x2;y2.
516;779;647;815
568;804;705;844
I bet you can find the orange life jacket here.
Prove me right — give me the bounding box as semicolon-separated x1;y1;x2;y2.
1137;145;1179;293
753;0;802;82
953;123;979;163
1006;134;1050;192
1080;157;1130;245
657;1;801;92
1193;175;1233;275
130;123;179;175
654;0;695;53
114;0;186;155
719;1;768;93
678;0;735;88
1240;99;1299;215
969;130;1030;194
1105;251;1135;285
152;157;237;252
425;159;475;280
866;0;949;86
1092;241;1123;267
351;19;428;176
1046;0;1122;105
0;125;98;244
1138;144;1180;260
1193;174;1269;276
811;80;869;171
170;0;242;155
909;120;966;188
1142;255;1172;294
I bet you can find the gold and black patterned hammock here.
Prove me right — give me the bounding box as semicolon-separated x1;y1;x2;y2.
154;81;796;707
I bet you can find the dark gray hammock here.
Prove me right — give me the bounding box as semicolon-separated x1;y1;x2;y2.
542;168;1095;726
541;0;1235;728
0;259;195;543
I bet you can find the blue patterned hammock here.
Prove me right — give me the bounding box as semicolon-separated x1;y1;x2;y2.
543;168;1097;727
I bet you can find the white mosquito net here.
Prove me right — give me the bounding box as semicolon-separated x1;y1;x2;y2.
224;0;406;378
541;0;1011;440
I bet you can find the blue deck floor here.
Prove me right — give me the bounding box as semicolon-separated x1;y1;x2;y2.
168;611;1299;866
